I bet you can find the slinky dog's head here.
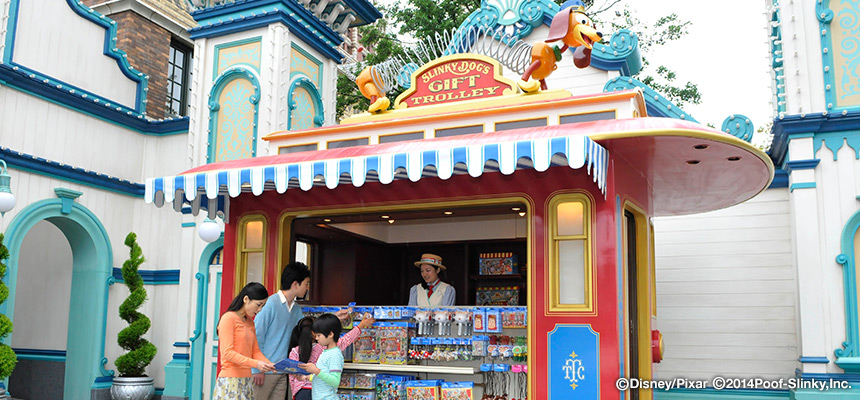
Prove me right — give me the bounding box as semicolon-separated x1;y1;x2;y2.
546;2;603;68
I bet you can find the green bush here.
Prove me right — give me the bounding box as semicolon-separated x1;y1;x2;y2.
0;234;16;379
114;233;157;377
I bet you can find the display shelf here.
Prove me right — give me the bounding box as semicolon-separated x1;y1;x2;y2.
343;362;478;375
470;274;524;280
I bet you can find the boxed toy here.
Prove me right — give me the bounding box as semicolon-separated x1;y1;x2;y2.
340;371;356;389
338;390;354;400
376;322;415;365
354;373;376;389
353;327;379;363
405;380;442;400
441;382;473;400
475;286;519;306
478;252;518;275
376;374;414;400
353;390;376;400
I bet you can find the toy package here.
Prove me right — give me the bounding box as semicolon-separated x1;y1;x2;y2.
338;390;354;400
441;382;473;400
478;252;518;275
354;373;376;389
472;308;485;333
377;322;415;364
340;371;356;388
501;307;527;328
353;326;379;363
353;390;376;400
475;286;519;306
405;380;442;400
486;308;503;333
376;374;414;400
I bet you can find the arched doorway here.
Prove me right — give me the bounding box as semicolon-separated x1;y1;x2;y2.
189;239;223;400
3;193;113;399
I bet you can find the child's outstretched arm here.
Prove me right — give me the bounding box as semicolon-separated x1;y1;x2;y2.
337;317;375;350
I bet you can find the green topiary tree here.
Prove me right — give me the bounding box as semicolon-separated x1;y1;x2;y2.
115;233;157;377
0;234;17;379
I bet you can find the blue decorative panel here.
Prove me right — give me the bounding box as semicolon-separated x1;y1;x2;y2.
819;0;860;111
287;77;324;130
207;67;260;163
548;324;599;398
215;37;262;78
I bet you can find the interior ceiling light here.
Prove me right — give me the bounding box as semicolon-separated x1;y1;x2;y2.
518;212;526;217
381;215;389;219
511;207;521;211
443;211;453;215
388;219;395;224
323;218;332;222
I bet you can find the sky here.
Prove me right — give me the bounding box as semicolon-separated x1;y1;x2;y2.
374;0;775;134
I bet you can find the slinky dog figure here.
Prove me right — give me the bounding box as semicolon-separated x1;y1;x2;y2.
518;0;603;93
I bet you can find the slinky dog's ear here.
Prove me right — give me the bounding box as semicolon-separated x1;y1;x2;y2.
546;7;572;43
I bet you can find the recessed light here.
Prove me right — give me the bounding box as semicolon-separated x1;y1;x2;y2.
381;215;389;219
323;218;331;222
727;156;741;161
686;160;701;165
443;211;453;215
518;212;526;217
512;207;521;211
693;144;709;150
388;219;395;224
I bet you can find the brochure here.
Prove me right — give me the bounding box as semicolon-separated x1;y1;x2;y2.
273;358;310;375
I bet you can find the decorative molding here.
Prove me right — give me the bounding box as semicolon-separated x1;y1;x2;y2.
207;66;261;163
835;208;860;372
189;240;223;400
798;356;831;364
785;159;820;174
455;0;641;76
604;77;697;122
287;76;324;130
770;109;860;167
13;348;67;362
769;169;788;188
213;36;263;79
721;114;754;142
790;182;816;192
768;0;786;116
188;0;346;62
0;64;189;135
111;268;181;285
0;147;145;197
818;0;860;111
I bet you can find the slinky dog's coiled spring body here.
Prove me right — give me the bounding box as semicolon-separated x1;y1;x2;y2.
344;25;533;95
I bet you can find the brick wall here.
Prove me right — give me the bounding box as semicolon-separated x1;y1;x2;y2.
91;9;173;119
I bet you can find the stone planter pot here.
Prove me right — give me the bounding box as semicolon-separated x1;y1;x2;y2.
110;376;155;400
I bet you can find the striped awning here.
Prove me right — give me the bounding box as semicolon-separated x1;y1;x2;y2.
145;128;609;217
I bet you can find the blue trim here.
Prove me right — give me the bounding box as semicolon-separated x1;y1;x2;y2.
768;1;785;116
287;77;325;130
789;182;816;192
189;240;224;400
835;209;860;372
799;356;831;364
340;0;382;25
769;169;788;188
189;0;344;62
590;30;642;76
770;110;860;167
785;159;820;174
0;64;189;135
64;0;148;112
13;348;67;362
2;0;149;114
833;211;860;372
172;353;190;361
604;76;697;122
207;67;261;163
3;198;114;398
815;0;860;113
797;369;860;383
112;268;180;285
0;147;144;197
213;36;263;79
291;44;323;89
174;342;190;348
615;195;624;378
721;114;754;142
182;222;197;227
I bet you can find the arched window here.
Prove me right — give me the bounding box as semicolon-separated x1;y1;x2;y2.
836;210;860;372
207;67;260;163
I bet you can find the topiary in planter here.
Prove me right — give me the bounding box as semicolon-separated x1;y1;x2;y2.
115;233;157;377
0;234;16;379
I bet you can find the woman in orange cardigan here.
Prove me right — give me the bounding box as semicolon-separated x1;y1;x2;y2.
213;282;276;400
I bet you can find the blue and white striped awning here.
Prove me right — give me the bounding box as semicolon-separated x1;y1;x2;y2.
145;130;608;217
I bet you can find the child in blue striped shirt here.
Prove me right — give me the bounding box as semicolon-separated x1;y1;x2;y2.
298;314;343;400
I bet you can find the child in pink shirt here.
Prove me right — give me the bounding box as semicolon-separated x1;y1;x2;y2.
288;315;375;400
